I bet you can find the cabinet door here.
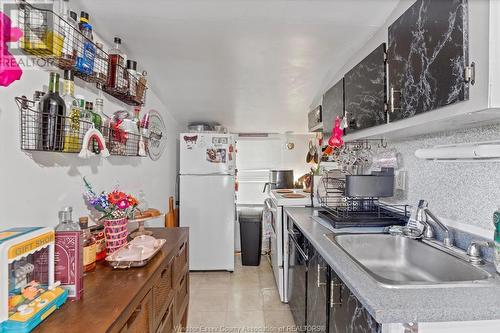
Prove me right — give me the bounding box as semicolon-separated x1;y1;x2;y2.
288;229;308;329
322;79;344;136
328;271;380;333
344;43;387;132
387;0;469;121
306;246;328;332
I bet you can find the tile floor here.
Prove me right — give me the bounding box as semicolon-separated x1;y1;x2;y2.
187;254;295;332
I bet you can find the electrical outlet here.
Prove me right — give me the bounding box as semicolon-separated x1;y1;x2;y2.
395;170;407;191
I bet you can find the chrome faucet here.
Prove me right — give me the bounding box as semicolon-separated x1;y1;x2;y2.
416;200;453;247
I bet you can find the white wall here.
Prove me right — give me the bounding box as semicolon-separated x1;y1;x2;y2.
0;62;180;228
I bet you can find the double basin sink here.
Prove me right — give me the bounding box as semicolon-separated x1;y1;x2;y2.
325;233;493;288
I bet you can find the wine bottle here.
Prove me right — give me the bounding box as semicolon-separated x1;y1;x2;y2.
41;72;66;151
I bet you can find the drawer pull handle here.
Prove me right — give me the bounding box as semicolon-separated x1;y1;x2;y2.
317;264;326;287
330;279;343;308
161;267;169;278
179;274;186;286
127;304;142;328
177;242;186;257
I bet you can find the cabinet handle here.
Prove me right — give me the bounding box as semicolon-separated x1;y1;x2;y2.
176;242;186;257
179;274;186;286
390;87;402;113
161;267;169;278
158;302;172;332
317;264;326;287
330;278;342;308
126;304;142;328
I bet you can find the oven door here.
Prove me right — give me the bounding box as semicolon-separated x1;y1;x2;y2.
287;223;308;329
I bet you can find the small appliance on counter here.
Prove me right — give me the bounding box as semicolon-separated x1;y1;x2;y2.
262;170;294;193
0;227;68;333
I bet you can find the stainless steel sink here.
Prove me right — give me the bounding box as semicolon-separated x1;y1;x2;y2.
325;233;493;288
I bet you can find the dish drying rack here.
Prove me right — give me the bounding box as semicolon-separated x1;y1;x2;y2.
318;174;410;228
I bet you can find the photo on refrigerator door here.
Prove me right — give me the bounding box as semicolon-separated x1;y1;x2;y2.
206;148;227;163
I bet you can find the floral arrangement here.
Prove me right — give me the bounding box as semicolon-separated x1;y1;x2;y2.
83;177;139;220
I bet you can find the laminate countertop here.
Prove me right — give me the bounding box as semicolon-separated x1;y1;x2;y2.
33;227;189;333
285;207;500;324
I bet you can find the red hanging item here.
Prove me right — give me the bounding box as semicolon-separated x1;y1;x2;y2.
327;116;344;148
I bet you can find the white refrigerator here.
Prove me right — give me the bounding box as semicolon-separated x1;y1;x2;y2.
179;133;236;271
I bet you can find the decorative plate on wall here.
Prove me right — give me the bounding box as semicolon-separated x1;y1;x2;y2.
147;110;167;161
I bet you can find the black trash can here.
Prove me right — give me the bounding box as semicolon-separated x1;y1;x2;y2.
239;211;263;266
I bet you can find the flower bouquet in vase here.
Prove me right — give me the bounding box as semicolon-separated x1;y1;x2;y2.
83;177;139;255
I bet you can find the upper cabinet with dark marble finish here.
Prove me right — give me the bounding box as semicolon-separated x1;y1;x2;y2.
387;0;469;121
344;44;387;132
322;79;344;136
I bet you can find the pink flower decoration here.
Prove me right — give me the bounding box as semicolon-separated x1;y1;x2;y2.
0;11;23;87
116;199;130;210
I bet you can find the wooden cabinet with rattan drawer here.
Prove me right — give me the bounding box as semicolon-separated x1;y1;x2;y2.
33;228;189;333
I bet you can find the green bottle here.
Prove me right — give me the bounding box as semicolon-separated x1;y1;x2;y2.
494;207;500;233
91;98;103;153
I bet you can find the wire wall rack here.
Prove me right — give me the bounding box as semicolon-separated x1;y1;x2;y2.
17;0;147;106
16;96;148;157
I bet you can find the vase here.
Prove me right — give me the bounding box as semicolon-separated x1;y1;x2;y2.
103;217;129;255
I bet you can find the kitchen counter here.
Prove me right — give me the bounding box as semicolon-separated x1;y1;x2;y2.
285;207;500;324
33;227;189;333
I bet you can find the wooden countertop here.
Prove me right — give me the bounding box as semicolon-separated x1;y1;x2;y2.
33;227;189;333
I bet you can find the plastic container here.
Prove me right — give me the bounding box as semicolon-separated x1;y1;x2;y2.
239;212;263;266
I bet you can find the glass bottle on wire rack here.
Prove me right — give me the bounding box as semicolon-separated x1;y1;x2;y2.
75;13;95;76
77;95;91;133
91;100;102;153
40;72;66;151
58;0;78;69
126;60;138;100
61;70;80;152
94;42;108;84
106;37;127;93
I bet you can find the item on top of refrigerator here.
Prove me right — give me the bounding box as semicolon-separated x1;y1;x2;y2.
58;0;77;69
54;207;84;300
79;217;97;273
0;227;68;332
107;37;127;93
40;72;66;151
187;122;213;132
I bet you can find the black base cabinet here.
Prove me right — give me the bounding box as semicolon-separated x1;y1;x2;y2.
307;245;328;332
328;270;381;333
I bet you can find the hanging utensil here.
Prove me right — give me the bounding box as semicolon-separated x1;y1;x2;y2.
306;140;314;163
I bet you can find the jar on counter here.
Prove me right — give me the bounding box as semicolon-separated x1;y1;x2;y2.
79;217;96;273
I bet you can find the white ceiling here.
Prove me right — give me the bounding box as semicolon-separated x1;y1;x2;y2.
78;0;400;133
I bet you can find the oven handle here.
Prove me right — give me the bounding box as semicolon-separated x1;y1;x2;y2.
288;230;308;260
